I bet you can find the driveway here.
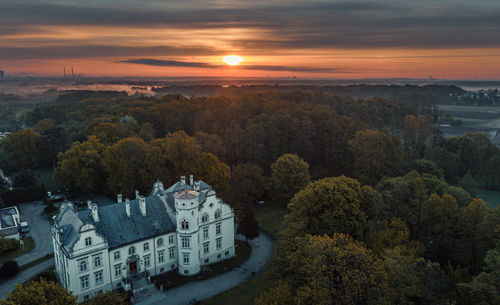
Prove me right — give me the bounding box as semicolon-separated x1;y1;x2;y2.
136;232;274;305
0;259;55;300
16;201;54;266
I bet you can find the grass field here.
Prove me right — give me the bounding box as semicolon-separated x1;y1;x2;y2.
201;204;288;305
476;187;500;209
0;237;35;264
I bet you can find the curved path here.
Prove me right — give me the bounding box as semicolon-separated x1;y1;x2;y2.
136;233;274;305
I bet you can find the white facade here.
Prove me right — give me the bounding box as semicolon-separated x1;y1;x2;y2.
52;176;235;302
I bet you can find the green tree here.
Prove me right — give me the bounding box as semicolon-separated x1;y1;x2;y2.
270;154;310;206
228;162;266;206
460;171;476;197
193;152;231;199
54;136;106;194
348;130;402;185
1;279;77;305
237;205;260;243
464;243;500;305
281;176;371;256
0;129;41;170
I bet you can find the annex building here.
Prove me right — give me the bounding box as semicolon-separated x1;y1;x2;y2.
51;175;235;302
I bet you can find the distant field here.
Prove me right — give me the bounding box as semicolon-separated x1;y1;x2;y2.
476;187;500;209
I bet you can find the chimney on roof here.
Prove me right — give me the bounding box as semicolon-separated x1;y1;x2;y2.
135;190;139;199
189;174;194;186
125;198;131;217
117;194;122;203
180;175;186;185
91;203;99;222
87;200;92;210
139;196;146;216
194;181;200;191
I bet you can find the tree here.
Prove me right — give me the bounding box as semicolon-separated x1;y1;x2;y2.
228;162;266;206
102;137;165;197
285;234;389;305
86;291;129;305
348;130;402;185
193;152;231;199
237;205;260;243
281;176;371;256
13;170;36;188
402;115;432;155
0;129;41;171
54;136;106;194
0;260;19;279
0;177;9;193
255;282;295;305
465;243;500;305
270;154;310;206
1;279;77;305
460;171;476;197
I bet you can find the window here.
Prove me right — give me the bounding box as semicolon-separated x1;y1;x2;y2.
217;253;222;259
204;258;209;264
168;235;174;244
158;250;165;263
216;238;222;250
202;213;209;223
94;256;101;268
129;246;135;255
85;237;92;246
114;251;120;261
203;242;209;254
171;264;175;269
181;237;190;248
216;223;221;235
183;253;190;265
80;276;89;290
215;209;221;219
225;251;230;256
144;255;151;267
157;238;164;247
169;247;175;260
160;267;164;272
95;271;103;285
181;220;189;230
79;261;87;272
203;227;209;239
184;269;189;275
114;265;121;277
84;295;90;301
143;242;149;251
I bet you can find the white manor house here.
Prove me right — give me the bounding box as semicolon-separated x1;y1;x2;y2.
51;175;235;302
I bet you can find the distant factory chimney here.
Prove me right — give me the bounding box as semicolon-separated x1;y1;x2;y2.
71;67;74;77
64;67;66;78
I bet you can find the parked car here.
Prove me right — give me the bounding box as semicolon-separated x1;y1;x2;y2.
20;221;29;233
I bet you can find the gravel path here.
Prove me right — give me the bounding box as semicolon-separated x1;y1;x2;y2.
0;259;55;300
136;233;273;305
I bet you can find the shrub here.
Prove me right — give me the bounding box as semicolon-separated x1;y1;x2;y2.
0;260;19;278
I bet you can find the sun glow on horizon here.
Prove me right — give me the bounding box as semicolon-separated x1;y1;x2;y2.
222;55;244;65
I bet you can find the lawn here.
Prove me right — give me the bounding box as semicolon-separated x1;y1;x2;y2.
476;187;500;209
201;204;289;305
0;237;35;264
22;266;57;287
153;239;251;290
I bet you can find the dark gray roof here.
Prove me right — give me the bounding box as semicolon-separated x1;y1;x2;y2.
56;179;214;251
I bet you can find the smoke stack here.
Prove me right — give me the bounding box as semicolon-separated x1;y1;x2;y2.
87;200;92;210
189;174;194;186
117;194;122;203
71;67;74;77
125;198;131;217
180;175;186;185
135;190;139;199
91;203;99;222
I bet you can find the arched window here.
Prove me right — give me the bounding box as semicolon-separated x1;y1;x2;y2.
215;209;221;219
181;220;189;230
201;213;209;223
129;246;135;255
157;238;164;247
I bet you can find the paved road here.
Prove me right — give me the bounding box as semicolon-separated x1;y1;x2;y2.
0;259;55;300
16;201;54;266
136;233;274;305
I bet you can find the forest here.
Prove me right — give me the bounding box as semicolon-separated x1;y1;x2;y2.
1;89;500;304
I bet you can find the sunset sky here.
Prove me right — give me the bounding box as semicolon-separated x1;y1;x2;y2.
1;0;500;79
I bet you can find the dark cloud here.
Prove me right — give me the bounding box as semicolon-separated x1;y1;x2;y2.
120;58;341;73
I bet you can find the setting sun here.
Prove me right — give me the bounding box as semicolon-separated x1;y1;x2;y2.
222;55;244;65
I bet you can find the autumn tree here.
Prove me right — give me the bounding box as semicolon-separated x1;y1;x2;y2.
255;282;295;305
1;279;77;305
193;152;231;199
465;242;500;305
270;154;310;206
459;171;476;197
402;115;432;155
285;234;389;305
348;130;402;185
54;136;106;194
85;291;129;305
